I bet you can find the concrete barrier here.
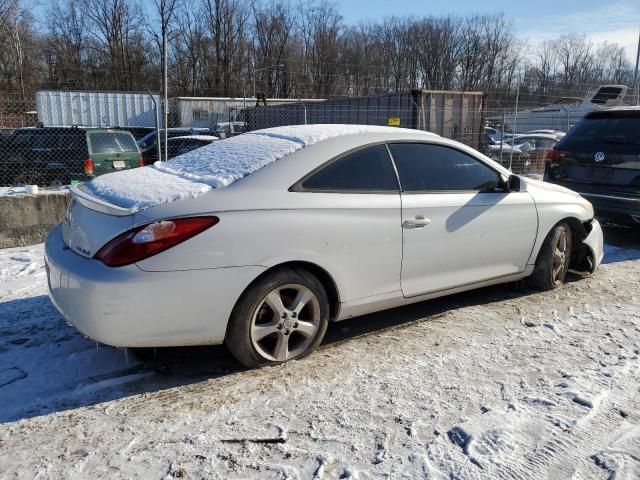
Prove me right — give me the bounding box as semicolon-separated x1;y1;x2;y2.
0;193;71;248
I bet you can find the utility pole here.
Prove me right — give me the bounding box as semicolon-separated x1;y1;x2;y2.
509;82;520;172
163;27;168;161
153;0;176;161
634;29;640;106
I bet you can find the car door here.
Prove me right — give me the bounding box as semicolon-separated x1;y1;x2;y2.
388;142;538;297
291;143;402;301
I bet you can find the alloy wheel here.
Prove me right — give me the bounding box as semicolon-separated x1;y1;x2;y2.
250;283;321;362
552;226;569;285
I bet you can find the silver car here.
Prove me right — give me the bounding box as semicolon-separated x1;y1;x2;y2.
45;125;604;367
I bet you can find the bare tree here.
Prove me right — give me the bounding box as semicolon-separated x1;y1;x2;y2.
0;0;633;105
0;0;28;99
553;34;592;89
298;0;342;97
81;0;148;89
201;0;250;96
252;0;292;97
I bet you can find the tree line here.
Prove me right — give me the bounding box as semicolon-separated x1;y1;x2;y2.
0;0;636;108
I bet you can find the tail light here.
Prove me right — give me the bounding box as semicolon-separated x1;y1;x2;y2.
139;156;145;167
545;149;568;161
84;158;94;176
95;216;219;267
544;149;569;180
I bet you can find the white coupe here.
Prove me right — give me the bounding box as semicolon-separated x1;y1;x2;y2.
45;125;604;367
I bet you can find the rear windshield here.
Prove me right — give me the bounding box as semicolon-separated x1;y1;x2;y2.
137;130;208;149
88;132;138;153
561;116;640;147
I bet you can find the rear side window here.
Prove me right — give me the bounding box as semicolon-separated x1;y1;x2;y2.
301;144;398;192
389;143;500;192
561;116;640;147
88;132;138;153
31;132;57;149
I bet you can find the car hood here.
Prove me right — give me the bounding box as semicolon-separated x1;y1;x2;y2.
521;176;580;197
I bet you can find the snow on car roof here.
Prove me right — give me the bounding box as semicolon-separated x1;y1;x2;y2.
84;124;432;211
169;135;219;141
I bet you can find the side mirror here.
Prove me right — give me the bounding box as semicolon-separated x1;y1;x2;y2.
506;174;521;192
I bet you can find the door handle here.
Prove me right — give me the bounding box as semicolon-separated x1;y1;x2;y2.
402;216;431;228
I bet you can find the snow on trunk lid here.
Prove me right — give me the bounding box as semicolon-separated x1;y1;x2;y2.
82;124;426;212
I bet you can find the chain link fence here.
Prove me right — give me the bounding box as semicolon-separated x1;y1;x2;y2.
0;88;595;188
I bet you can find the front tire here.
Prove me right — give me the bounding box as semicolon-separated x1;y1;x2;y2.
225;268;329;368
529;222;573;290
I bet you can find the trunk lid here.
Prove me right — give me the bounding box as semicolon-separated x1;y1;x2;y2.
62;183;135;259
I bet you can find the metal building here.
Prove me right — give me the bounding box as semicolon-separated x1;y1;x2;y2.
169;97;326;128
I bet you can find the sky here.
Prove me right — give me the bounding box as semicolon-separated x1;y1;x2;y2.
33;0;640;63
337;0;640;62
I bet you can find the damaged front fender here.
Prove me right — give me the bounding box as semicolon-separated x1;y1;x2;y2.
573;218;604;274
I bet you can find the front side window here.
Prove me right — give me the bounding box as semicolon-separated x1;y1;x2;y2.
301;144;398;192
11;132;33;147
389;143;501;192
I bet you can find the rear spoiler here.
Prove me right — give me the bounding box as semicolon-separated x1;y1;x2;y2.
69;183;136;217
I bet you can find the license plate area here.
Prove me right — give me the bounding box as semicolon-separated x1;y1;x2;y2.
590;167;612;181
112;160;125;169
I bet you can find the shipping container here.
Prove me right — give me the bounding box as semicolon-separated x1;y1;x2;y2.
36;90;161;128
170;97;326;128
243;90;485;148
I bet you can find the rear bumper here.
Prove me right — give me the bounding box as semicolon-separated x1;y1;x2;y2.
545;179;640;224
580;192;640;224
45;224;265;348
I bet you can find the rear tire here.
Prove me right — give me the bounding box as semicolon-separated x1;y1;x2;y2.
49;176;69;188
225;268;329;368
529;222;573;291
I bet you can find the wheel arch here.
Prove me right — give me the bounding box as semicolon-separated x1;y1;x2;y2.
534;215;593;271
232;260;341;322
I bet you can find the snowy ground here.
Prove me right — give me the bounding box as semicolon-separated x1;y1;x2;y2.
1;226;640;478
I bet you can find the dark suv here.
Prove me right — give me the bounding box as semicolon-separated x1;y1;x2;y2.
138;128;212;165
544;107;640;225
0;127;142;186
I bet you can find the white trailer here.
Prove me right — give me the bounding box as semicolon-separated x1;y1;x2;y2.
36;90;161;128
170;97;325;128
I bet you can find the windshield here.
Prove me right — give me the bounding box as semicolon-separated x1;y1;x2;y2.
562;116;640;146
89;132;138;154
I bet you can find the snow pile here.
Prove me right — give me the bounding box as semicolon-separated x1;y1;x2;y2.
169;135;219;141
0;245;47;296
84;124;427;211
0;244;147;422
0;186;68;197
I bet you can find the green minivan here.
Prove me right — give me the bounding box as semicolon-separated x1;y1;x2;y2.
0;127;143;186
